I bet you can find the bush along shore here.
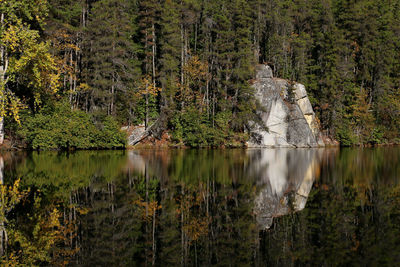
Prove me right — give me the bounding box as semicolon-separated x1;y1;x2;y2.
10;102;126;150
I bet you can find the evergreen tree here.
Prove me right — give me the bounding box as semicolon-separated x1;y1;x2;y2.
84;0;139;116
159;0;181;112
2;0;400;147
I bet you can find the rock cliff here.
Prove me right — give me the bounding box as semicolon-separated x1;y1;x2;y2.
248;64;324;147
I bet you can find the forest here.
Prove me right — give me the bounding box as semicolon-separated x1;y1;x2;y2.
1;0;400;148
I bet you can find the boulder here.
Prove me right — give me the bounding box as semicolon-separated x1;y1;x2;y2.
256;64;273;79
248;64;324;148
127;125;146;146
126;116;167;146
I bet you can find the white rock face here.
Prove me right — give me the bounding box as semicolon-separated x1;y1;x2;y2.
248;64;324;147
294;83;307;100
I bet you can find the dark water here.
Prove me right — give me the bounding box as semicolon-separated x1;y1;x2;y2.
2;147;400;266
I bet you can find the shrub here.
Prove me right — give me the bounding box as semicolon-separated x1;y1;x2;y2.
18;102;126;150
335;124;358;146
368;126;385;145
170;108;244;147
170;108;209;147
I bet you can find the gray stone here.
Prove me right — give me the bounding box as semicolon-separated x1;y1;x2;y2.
293;83;307;100
128;126;146;146
247;64;324;148
297;97;314;115
255;64;273;79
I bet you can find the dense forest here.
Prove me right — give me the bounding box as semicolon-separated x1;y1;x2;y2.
1;0;400;148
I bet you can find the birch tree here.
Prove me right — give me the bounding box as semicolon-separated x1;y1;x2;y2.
0;0;59;144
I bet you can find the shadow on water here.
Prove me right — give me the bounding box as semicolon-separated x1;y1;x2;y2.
1;146;400;266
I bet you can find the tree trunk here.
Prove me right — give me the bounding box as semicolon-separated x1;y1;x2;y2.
111;77;115;115
69;50;74;107
181;198;184;266
152;208;156;266
180;21;184;85
0;225;7;258
194;23;198;53
145;82;149;129
0;118;4;145
0;12;6;145
145;165;149;266
152;23;156;89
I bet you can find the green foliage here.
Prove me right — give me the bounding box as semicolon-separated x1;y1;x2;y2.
3;0;400;147
0;0;59;123
170;108;209;147
18;102;125;150
132;94;159;125
370;127;385;144
83;0;140;116
170;108;243;147
335;123;358;146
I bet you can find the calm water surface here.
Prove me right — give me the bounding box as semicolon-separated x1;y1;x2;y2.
2;147;400;266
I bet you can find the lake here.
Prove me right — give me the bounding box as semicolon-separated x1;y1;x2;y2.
1;147;400;266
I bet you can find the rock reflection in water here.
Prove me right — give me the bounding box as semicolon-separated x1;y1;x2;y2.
249;149;322;229
126;148;323;230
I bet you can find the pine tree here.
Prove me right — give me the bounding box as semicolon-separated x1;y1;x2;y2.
46;0;84;108
84;0;139;116
159;0;181;113
230;0;256;131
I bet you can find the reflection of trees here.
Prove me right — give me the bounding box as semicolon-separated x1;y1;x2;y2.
259;147;400;266
0;151;127;265
125;149;260;265
0;178;78;266
0;179;28;259
13;151;127;200
73;148;325;265
77;161;258;266
1;147;399;265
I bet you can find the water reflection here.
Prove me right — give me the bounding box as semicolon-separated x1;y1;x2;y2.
248;149;323;229
125;149;326;230
1;147;400;266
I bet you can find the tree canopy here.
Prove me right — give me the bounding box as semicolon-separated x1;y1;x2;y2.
1;0;400;147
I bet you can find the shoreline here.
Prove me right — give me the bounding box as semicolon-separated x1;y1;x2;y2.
3;142;400;152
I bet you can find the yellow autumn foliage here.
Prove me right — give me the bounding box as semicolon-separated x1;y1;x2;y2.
135;75;162;98
133;196;162;222
0;0;60;121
